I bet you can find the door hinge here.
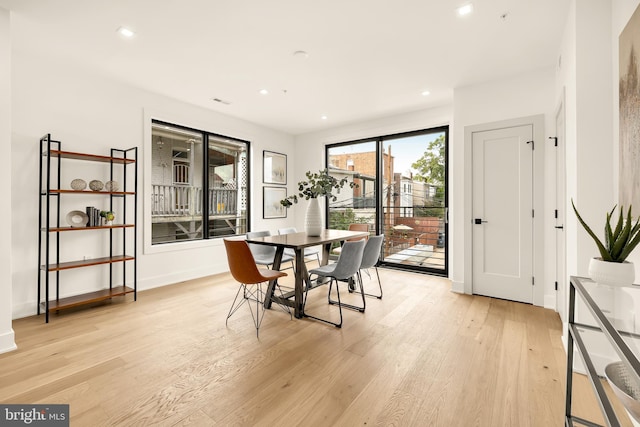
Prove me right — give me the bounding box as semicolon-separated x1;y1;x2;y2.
549;136;558;146
532;209;535;218
555;209;558;219
526;140;534;150
555;281;558;290
532;276;535;285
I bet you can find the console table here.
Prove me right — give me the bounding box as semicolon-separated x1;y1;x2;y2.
566;276;640;426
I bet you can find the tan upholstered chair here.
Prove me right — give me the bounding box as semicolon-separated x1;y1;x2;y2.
224;239;291;337
332;223;369;255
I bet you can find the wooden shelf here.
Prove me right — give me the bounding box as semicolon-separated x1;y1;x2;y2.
46;224;134;232
39;135;138;322
48;189;135;195
41;255;134;272
41;286;135;312
47;149;135;164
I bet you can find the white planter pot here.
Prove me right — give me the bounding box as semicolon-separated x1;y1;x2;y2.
588;257;636;287
305;198;323;236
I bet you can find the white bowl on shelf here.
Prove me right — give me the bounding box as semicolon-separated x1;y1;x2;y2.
66;210;88;227
605;361;640;423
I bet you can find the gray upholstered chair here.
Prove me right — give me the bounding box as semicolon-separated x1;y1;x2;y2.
246;230;294;271
277;227;321;267
305;239;366;328
356;234;384;299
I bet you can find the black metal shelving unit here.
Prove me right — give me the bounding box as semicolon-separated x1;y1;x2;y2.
37;133;137;322
566;276;640;426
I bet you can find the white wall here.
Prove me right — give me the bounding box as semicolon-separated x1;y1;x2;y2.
452;68;555;307
295;70;558;310
555;0;615;323
0;7;16;354
9;41;295;319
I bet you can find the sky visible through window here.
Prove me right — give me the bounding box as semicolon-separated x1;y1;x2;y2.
329;132;444;177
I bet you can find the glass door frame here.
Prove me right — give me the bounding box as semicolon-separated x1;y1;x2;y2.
325;125;448;277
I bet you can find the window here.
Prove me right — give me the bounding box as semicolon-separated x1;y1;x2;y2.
326;126;448;276
151;120;249;245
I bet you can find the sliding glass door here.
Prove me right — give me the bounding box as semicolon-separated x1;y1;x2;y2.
326;126;448;276
326;139;378;231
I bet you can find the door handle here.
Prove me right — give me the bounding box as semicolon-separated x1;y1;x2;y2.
555;225;564;230
474;218;488;224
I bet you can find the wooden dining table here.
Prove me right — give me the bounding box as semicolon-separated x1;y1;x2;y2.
244;228;370;318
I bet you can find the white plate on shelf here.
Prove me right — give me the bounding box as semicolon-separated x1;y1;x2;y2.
66;210;88;227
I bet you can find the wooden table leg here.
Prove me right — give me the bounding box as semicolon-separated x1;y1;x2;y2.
263;246;284;310
294;248;306;318
321;243;331;266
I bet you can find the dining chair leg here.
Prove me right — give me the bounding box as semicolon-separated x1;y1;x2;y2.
328;276;365;313
226;284;247;325
354;267;383;299
247;283;266;338
303;277;343;328
273;283;293;320
227;283;267;337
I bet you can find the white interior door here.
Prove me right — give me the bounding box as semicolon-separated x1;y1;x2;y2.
555;99;567;321
472;125;534;303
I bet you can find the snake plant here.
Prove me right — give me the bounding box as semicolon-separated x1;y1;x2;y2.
572;199;640;262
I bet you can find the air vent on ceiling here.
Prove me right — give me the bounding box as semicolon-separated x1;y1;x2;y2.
212;97;231;105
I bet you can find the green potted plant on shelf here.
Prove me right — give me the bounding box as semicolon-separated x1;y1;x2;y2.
572;199;640;286
100;210;115;226
280;169;358;236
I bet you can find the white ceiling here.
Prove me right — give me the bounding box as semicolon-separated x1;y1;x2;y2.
1;0;570;135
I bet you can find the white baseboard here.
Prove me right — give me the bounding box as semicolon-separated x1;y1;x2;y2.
12;266;226;320
12;301;36;320
138;266;223;292
544;294;557;311
0;329;17;354
451;280;465;294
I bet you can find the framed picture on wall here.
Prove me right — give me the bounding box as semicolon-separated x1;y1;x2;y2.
620;3;640;210
263;150;287;185
263;186;287;219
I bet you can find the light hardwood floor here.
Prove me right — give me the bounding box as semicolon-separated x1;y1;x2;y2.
0;268;607;426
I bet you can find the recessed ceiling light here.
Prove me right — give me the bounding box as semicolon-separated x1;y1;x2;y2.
321;115;328;120
293;50;309;58
259;89;269;95
421;90;431;96
116;26;135;38
457;3;473;16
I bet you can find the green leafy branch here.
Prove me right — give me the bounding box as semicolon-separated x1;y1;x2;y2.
280;169;358;207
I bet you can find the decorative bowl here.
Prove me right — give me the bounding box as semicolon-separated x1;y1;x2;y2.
89;179;104;191
605;361;640;422
105;180;119;192
70;178;87;191
66;210;89;228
